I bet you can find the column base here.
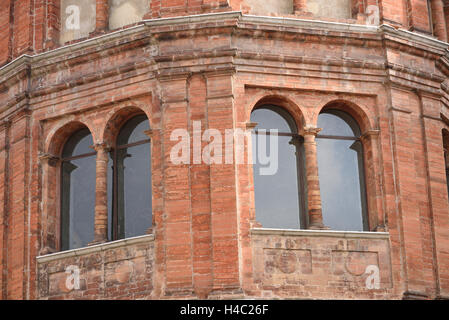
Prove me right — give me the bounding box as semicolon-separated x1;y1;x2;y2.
88;239;108;246
308;224;330;230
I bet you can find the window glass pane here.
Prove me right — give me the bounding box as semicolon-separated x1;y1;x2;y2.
62;128;93;157
116;143;152;238
252;133;304;229
251;107;296;133
117;115;150;146
108;152;113;241
317;138;364;231
317;110;361;137
61;154;96;250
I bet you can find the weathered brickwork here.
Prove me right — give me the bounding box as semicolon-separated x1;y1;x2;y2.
37;235;154;299
249;230;393;299
0;1;449;300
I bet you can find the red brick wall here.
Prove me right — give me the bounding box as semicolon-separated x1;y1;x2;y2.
0;5;449;301
37;235;154;299
249;230;394;299
0;1;11;66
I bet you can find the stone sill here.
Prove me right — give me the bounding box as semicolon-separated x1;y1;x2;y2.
36;234;155;264
251;228;390;240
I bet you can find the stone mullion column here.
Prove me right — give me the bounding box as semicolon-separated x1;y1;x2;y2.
302;127;327;229
92;143;110;244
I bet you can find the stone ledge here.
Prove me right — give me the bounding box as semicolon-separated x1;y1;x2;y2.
2;11;448;80
36;234;155;264
250;228;390;239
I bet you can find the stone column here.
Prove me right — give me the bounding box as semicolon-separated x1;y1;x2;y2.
302;126;327;229
92;142;110;244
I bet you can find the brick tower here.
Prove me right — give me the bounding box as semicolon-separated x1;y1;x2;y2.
0;0;449;300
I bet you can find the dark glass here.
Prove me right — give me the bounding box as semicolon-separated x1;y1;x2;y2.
61;129;95;250
116;143;152;238
317;110;367;231
251;106;306;229
443;131;449;199
117;115;150;145
112;115;152;240
318;110;361;137
251;107;296;132
107;152;113;241
62;128;94;157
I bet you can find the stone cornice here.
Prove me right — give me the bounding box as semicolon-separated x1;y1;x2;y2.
1;12;448;78
380;24;448;55
1;11;448;103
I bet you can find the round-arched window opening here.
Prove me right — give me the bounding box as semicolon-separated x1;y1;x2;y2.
316;109;368;231
61;128;96;250
250;106;307;229
108;114;152;241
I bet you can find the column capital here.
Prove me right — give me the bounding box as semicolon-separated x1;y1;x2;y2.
144;129;154;138
91;142;111;153
245;122;258;130
301;126;322;137
361;129;380;141
38;152;59;167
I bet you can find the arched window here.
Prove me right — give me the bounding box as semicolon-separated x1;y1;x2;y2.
316;110;368;231
250;106;307;229
109;114;152;240
61;128;96;250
